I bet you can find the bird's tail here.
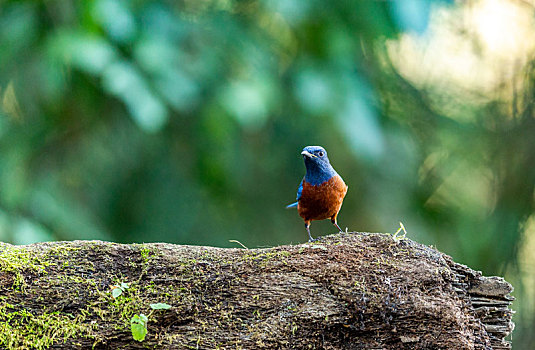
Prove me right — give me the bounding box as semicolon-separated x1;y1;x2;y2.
286;202;298;209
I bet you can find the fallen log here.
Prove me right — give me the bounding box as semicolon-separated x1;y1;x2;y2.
0;232;514;349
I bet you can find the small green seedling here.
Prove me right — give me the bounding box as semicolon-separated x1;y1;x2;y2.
130;314;148;341
130;303;172;342
111;282;129;298
392;222;408;241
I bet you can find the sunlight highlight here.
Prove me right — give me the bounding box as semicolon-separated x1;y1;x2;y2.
387;0;535;94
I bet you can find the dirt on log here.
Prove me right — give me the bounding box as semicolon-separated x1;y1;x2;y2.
0;232;514;349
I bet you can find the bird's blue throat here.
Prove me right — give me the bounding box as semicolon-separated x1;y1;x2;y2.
304;159;337;186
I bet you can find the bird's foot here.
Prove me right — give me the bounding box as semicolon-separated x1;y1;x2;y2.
333;222;344;233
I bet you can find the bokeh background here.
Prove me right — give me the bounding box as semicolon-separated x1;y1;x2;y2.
0;0;533;347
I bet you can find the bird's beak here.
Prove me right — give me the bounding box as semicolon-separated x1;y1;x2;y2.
301;150;317;158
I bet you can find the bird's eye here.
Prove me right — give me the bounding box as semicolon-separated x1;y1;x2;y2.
318;151;324;157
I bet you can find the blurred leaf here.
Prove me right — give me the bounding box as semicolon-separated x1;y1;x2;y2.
142;5;188;41
0;150;30;208
102;62;168;132
51;32;117;75
154;69;200;112
336;79;384;160
92;0;137;43
265;0;311;25
2;81;22;121
134;39;179;74
220;77;275;130
294;69;334;115
0;3;38;66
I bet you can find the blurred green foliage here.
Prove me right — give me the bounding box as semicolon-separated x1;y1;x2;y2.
0;0;534;348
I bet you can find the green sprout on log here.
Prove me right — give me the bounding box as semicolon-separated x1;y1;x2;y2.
130;303;172;342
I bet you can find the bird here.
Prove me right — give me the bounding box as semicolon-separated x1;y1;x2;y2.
287;146;348;242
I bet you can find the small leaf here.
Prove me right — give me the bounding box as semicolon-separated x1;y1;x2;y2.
131;322;147;341
111;287;123;298
131;314;148;341
150;303;171;310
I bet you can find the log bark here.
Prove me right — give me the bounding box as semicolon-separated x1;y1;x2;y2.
0;232;514;349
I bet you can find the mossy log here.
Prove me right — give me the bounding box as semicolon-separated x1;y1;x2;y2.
0;233;514;349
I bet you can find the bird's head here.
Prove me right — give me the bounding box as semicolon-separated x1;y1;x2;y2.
301;146;335;182
301;145;329;163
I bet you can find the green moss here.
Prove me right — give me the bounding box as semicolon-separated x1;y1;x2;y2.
139;246;152;263
0;244;49;273
0;300;94;350
0;244;106;348
241;250;291;267
0;244;50;290
46;245;81;257
134;244;161;279
88;280;142;332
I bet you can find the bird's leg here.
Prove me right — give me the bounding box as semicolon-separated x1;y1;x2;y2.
331;218;343;233
305;221;316;242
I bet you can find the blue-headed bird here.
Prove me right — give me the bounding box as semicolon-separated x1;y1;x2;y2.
287;146;348;242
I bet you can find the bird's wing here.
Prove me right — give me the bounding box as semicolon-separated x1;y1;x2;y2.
286;179;303;209
296;178;303;201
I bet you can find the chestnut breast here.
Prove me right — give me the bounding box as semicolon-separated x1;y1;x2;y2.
298;175;348;221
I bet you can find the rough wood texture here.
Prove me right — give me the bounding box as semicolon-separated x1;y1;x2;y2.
0;233;514;349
